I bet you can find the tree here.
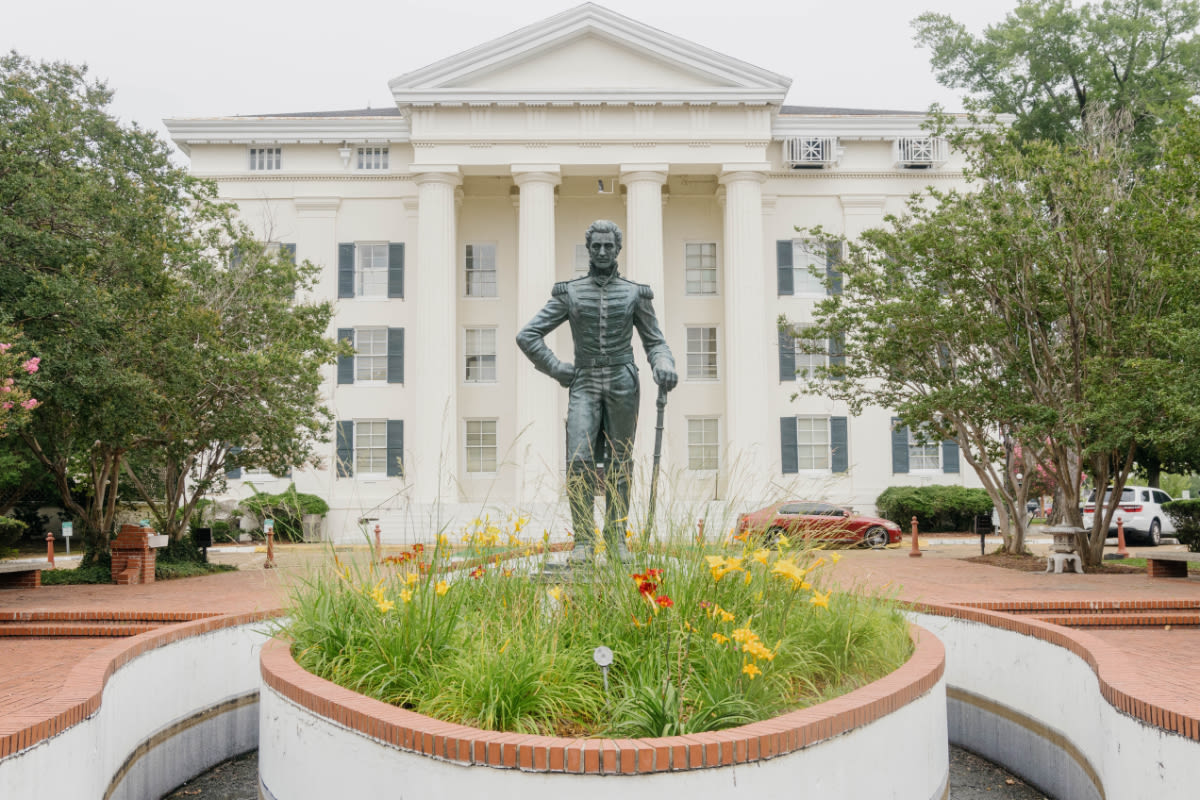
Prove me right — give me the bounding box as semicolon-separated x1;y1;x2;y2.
913;0;1200;151
798;109;1200;565
1;53;340;552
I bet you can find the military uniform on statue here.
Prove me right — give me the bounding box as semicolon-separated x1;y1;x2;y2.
517;220;677;564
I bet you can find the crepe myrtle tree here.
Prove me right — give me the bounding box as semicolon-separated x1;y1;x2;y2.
795;109;1200;565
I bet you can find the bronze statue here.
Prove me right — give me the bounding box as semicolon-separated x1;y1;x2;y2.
517;220;677;562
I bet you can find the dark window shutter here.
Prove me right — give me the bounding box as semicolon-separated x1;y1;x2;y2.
826;242;843;296
776;240;794;296
387;328;404;384
830;417;848;473
780;417;798;474
386;420;404;477
336;421;354;478
230;245;242;269
942;440;960;474
338;243;355;299
891;418;910;474
225;446;244;480
337;328;355;385
388;243;405;299
828;332;845;379
778;328;796;382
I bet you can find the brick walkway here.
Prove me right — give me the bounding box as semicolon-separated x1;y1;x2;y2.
2;543;1199;755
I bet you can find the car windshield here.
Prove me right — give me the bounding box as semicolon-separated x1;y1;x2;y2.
1087;489;1136;504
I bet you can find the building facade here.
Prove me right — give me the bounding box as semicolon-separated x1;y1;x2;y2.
165;3;981;542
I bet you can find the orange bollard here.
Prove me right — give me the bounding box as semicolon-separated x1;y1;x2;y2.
265;529;276;569
909;516;922;558
375;523;382;558
46;531;55;568
696;518;705;544
1116;517;1129;559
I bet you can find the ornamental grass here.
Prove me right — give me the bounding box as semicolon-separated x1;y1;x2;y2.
283;516;912;738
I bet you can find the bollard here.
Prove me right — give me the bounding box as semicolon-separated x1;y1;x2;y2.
696;518;705;544
909;516;922;558
46;531;55;568
265;529;276;569
375;523;382;559
1116;517;1129;559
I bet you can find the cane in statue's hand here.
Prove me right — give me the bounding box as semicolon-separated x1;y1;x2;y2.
645;382;671;542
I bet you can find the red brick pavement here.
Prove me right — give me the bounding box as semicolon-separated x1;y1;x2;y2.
2;545;1199;756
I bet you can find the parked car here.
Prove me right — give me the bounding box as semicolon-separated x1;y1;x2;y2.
1081;485;1175;546
735;501;903;548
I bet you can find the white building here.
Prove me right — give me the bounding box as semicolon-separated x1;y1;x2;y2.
165;3;981;542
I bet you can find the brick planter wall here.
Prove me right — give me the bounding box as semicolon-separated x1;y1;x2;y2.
111;525;157;584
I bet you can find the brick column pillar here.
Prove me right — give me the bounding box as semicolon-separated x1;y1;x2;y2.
111;524;157;584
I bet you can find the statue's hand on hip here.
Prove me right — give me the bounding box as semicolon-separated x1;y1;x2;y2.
554;362;576;388
653;363;678;391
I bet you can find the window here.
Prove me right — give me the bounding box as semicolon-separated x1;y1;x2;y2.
908;427;941;471
337;327;403;385
791;240;827;295
354;328;388;382
355;420;388;475
357;243;389;297
465;328;497;382
795;416;831;470
249;147;281;171
686;327;718;380
465;419;498;473
465;244;497;297
792;325;827;379
357;146;389;170
688;418;719;471
574;244;589;274
685;242;717;295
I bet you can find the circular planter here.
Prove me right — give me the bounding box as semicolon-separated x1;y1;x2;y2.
258;624;947;799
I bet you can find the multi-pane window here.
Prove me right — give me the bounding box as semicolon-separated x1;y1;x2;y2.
357;243;388;297
688;418;719;471
465;419;498;473
793;325;827;378
908;428;941;470
249;147;281;171
792;240;827;295
465;244;497;297
795;416;830;470
355;420;388;474
357;146;389;170
686;327;718;380
574;244;589;274
685;243;717;295
465;328;497;382
355;328;388;381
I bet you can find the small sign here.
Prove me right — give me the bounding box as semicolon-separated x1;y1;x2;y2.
264;518;275;534
592;646;613;667
62;522;73;538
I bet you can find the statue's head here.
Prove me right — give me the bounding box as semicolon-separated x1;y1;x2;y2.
585;220;622;270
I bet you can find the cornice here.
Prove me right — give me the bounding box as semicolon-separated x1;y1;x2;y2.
197;173;415;183
771;115;951;140
766;170;965;180
164;117;411;155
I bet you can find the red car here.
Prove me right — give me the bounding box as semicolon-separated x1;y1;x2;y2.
736;501;902;548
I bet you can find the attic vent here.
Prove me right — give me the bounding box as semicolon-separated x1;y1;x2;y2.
894;137;949;169
783;136;839;169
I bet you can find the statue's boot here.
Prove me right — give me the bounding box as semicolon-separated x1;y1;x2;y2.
566;461;597;563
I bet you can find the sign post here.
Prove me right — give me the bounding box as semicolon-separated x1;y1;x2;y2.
62;521;73;556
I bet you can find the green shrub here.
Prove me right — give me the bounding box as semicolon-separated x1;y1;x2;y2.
42;551;112;585
0;516;27;553
211;520;235;542
240;484;328;542
875;485;993;533
1163;499;1200;552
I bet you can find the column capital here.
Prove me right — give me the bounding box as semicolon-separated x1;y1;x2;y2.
511;165;562;186
410;165;463;187
619;164;669;186
718;163;770;185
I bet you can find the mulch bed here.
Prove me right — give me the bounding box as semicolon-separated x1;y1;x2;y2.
963;552;1144;574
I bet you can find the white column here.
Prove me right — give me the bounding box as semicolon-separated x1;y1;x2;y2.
619;166;670;484
512;165;561;501
719;165;770;492
411;166;463;505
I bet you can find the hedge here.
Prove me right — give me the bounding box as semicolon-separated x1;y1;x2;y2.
1163;499;1200;552
875;485;993;533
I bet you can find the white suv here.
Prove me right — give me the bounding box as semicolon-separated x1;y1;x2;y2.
1081;485;1176;546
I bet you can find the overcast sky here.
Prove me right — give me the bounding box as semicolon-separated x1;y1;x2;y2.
4;0;1022;158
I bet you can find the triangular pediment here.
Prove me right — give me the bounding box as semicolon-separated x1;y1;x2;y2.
389;3;790;105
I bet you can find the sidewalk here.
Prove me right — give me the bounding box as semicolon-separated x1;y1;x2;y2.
2;543;1198;752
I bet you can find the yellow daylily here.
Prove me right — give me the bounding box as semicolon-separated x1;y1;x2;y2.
712;632;730;645
742;662;762;680
399;588;413;603
435;581;449;596
752;548;771;566
548;585;563;602
810;590;830;610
